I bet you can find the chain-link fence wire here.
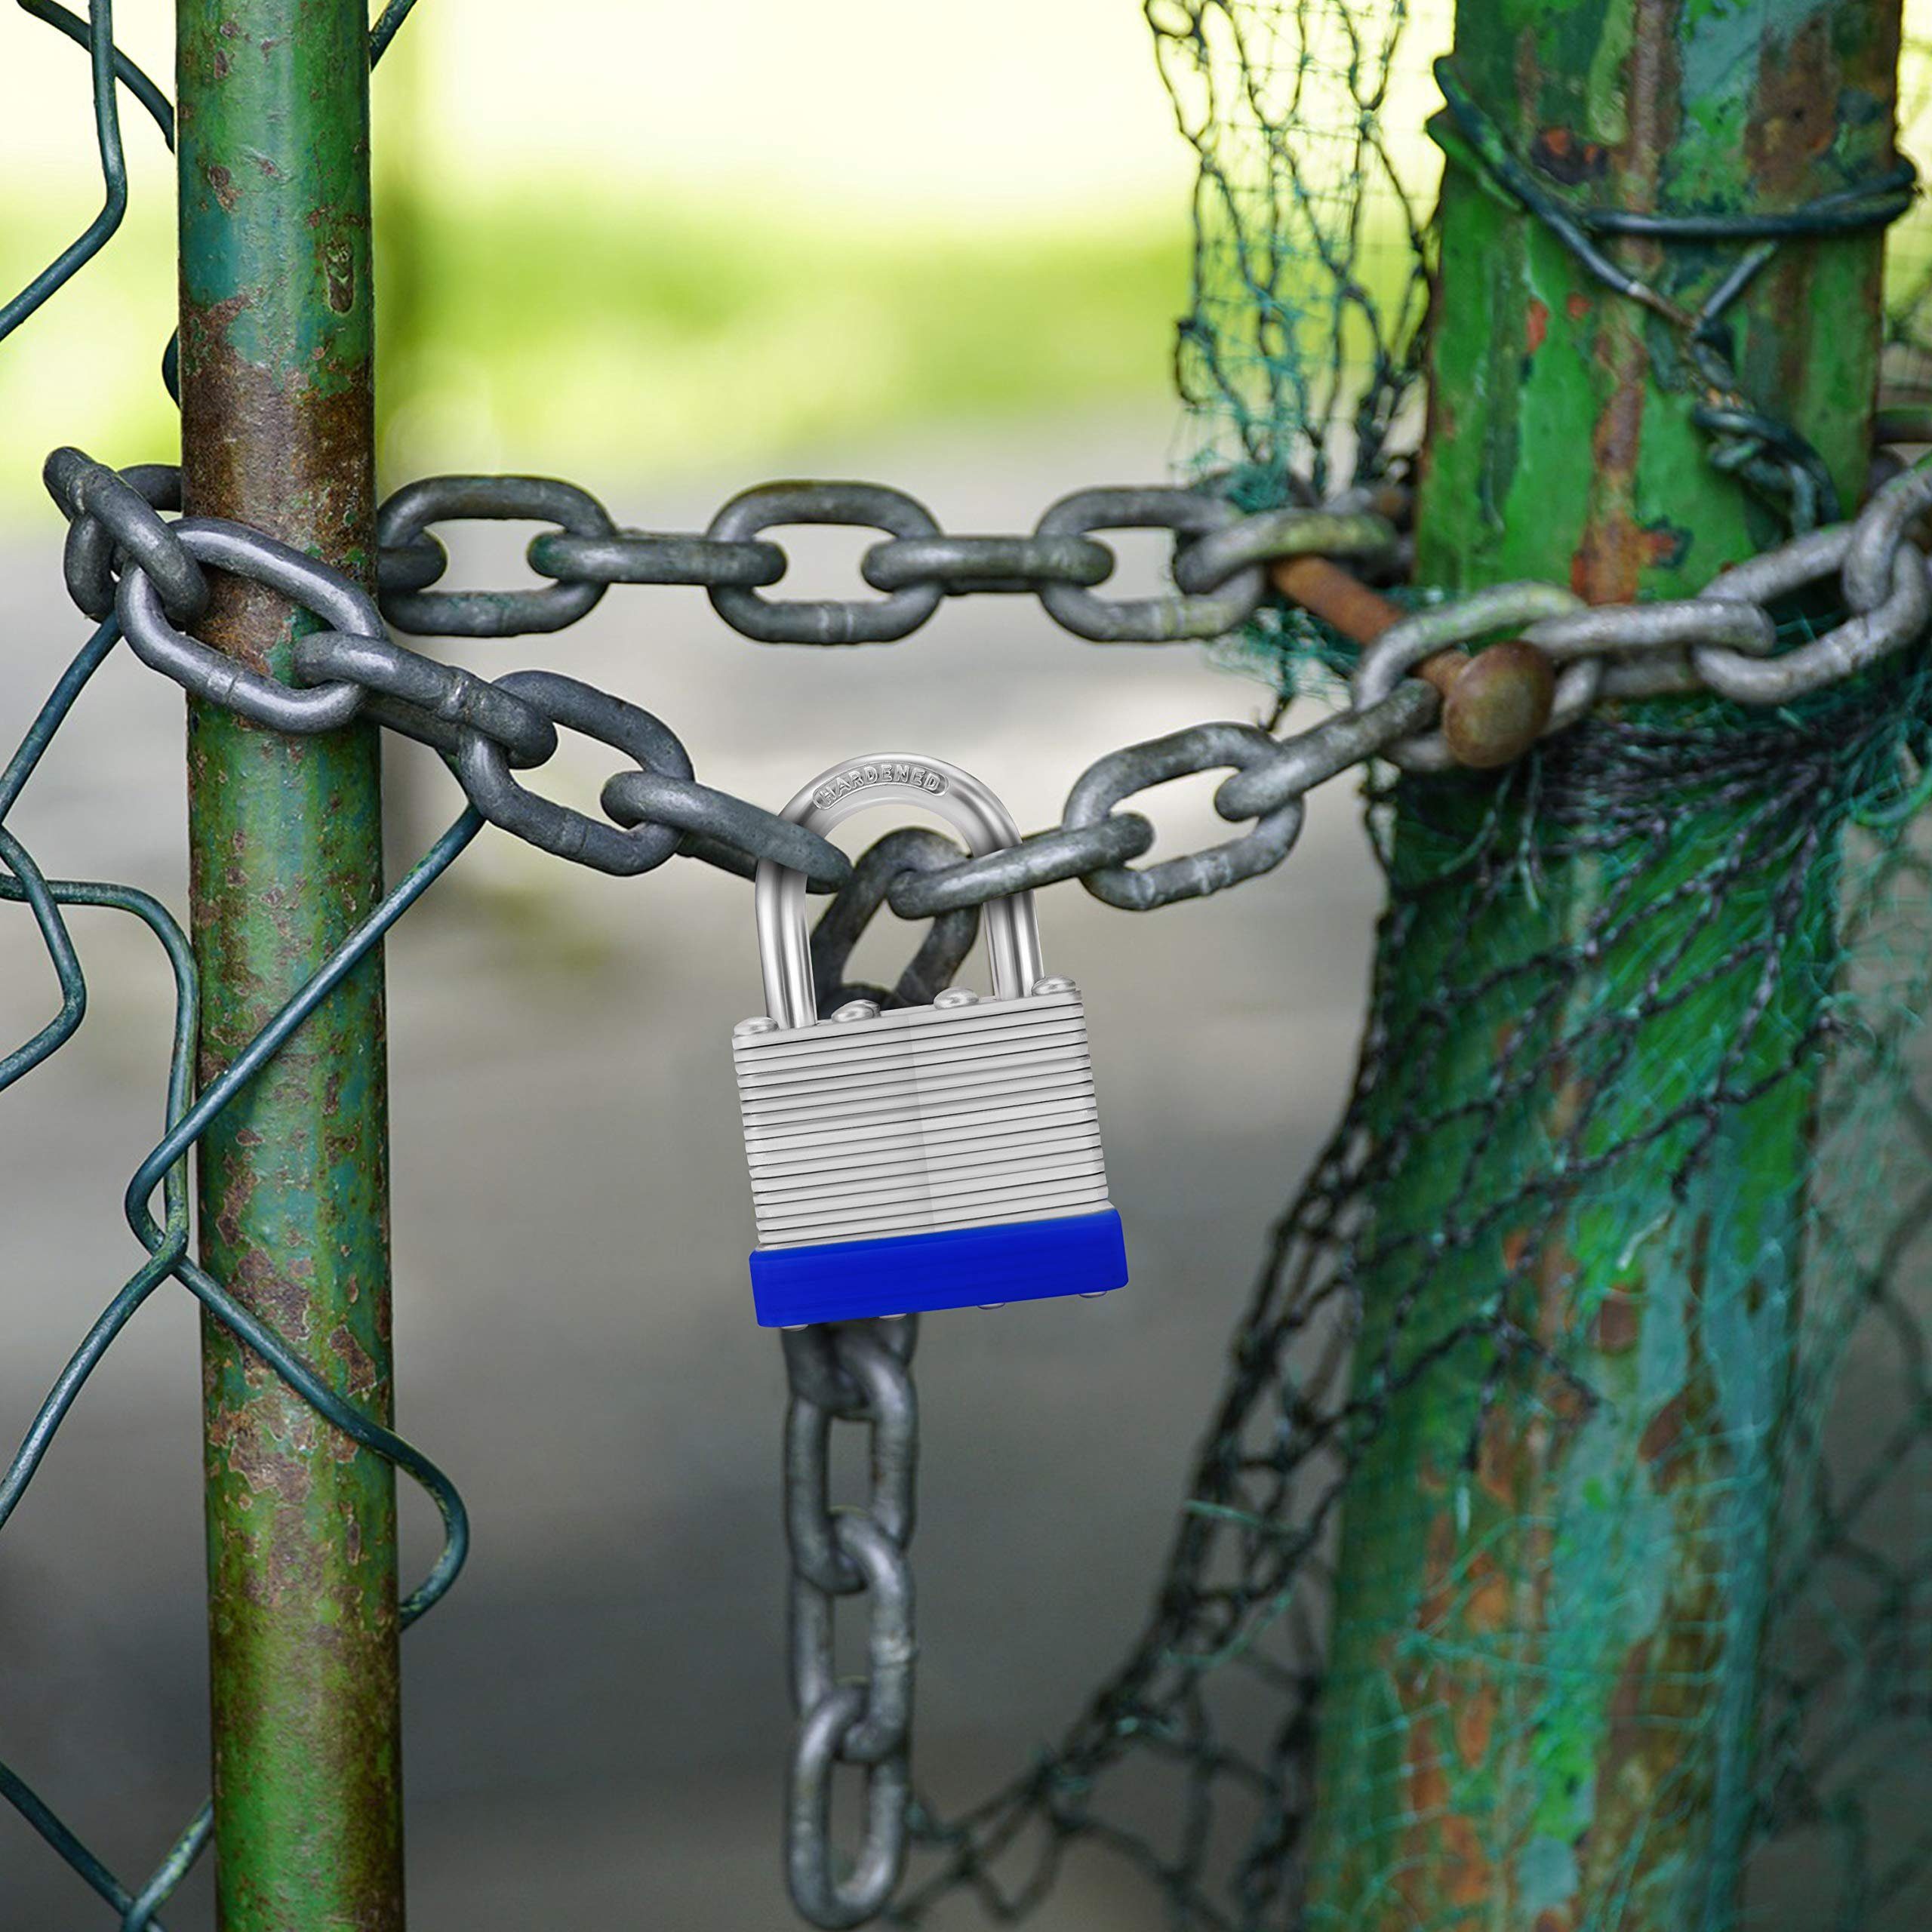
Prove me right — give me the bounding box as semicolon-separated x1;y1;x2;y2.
0;622;476;1925
879;8;1932;1930
0;5;454;1923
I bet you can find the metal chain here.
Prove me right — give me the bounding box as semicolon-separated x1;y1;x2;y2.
48;448;1932;934
29;438;1932;1932
780;1320;918;1930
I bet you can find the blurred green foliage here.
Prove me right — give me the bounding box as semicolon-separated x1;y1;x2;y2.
381;194;1185;476
0;186;1186;518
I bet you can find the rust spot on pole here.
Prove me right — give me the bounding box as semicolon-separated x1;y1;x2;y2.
1303;2;1903;1924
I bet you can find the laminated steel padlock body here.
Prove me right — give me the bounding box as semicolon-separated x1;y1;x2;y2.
734;754;1128;1327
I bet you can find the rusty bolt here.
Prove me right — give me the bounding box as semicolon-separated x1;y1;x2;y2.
1438;641;1556;769
1270;555;1556;771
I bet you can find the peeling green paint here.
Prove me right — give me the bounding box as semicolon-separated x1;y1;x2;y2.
1678;0;1827;124
1583;7;1635;149
1418;0;1898;600
1299;2;1900;1927
1303;780;1833;1931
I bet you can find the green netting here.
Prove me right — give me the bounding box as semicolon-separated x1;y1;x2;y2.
903;7;1932;1927
910;660;1932;1932
1152;0;1450;506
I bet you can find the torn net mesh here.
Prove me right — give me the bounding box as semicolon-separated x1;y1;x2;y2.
906;5;1932;1927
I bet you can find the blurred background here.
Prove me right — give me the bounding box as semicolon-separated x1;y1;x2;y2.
0;3;1388;1925
0;0;1201;503
11;4;1932;1927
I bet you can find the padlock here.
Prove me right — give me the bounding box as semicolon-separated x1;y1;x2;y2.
731;753;1128;1327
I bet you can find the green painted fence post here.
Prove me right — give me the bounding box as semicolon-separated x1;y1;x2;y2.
1300;3;1902;1928
176;3;402;1926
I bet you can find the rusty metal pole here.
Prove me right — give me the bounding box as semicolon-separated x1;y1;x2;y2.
177;4;402;1926
1300;4;1903;1928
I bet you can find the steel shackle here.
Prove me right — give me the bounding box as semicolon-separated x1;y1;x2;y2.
755;754;1047;1029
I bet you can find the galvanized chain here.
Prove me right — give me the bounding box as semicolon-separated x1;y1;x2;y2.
47;446;1932;930
26;440;1932;1932
355;472;1393;646
780;1319;919;1930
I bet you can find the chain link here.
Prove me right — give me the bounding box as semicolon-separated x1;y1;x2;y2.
708;482;948;645
291;629;559;768
377;473;618;636
1032;485;1271;641
885;813;1153;919
451;669;694;877
780;1321;918;1930
528;527;785;589
1062;719;1309;909
601;768;854;889
860;531;1111;596
46;448;202;626
804;827;983;1011
115;518;377;734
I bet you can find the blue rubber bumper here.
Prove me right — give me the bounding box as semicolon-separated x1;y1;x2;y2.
750;1209;1128;1327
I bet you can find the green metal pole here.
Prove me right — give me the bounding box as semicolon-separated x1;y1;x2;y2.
177;5;401;1927
1302;4;1900;1928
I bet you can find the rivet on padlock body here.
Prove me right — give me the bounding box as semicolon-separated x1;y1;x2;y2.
732;753;1129;1327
